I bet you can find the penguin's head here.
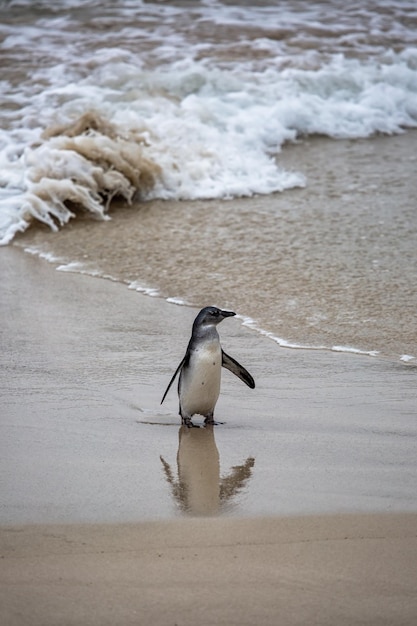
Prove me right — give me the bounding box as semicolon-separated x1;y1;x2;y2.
193;306;236;330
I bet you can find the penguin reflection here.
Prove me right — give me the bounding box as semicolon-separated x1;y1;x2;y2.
160;426;255;516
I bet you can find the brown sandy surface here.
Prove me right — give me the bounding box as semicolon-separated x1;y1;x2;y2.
1;514;417;626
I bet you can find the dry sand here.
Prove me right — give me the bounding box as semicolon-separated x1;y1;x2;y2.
1;246;417;625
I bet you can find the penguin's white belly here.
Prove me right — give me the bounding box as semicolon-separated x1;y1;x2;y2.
180;343;222;417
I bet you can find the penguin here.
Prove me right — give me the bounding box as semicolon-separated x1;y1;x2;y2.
161;306;255;427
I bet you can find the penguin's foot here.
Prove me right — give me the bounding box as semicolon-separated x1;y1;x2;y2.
182;417;199;428
204;417;223;426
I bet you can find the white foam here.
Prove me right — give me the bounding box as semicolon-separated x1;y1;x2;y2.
23;246;63;264
331;345;379;357
400;355;416;363
1;2;417;244
166;297;191;306
128;280;160;298
238;314;380;357
56;261;86;272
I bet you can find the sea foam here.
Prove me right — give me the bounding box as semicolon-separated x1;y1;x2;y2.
1;2;417;244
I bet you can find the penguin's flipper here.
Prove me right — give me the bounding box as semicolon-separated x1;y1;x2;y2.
222;350;255;389
161;356;186;404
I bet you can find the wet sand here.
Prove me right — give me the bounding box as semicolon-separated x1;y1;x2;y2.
2;514;417;626
2;245;416;523
1;247;417;624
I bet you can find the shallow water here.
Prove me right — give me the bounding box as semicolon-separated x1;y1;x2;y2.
2;0;417;359
17;132;417;361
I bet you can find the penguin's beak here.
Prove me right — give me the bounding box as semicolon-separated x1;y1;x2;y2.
220;310;236;318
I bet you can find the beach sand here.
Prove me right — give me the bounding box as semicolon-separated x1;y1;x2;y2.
2;514;417;626
1;246;417;625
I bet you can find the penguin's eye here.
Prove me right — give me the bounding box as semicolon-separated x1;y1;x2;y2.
210;310;219;317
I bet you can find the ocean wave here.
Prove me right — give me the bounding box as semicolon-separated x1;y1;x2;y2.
1;2;417;244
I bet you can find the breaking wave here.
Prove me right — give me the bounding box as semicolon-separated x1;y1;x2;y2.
1;1;417;244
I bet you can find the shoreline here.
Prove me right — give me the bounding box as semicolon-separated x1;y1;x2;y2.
1;246;417;624
18;242;407;363
16;240;412;365
13;130;417;363
1;245;416;524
